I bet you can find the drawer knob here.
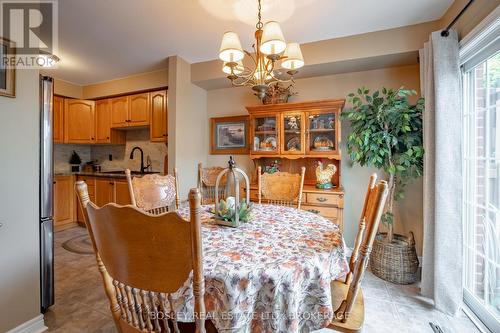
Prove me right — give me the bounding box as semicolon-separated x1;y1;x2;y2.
316;197;328;203
308;209;320;214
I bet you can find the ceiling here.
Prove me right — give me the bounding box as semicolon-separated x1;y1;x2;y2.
53;0;453;85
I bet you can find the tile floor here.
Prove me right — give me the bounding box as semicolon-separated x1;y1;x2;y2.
45;226;481;333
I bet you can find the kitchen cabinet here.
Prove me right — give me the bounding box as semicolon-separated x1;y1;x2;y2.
150;90;167;142
129;93;150;126
54;175;75;230
96;99;126;144
76;176;132;223
58;90;166;144
64;99;96;144
110;96;129;128
53;95;64;143
95;178;114;206
114;180;132;205
110;93;150;128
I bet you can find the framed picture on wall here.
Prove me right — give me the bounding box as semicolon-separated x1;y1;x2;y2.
211;115;250;154
0;38;15;98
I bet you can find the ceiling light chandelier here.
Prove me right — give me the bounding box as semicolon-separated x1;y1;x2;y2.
218;0;304;99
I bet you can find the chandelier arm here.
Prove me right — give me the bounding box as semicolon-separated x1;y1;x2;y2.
245;50;258;67
266;58;276;74
268;70;294;84
231;73;257;87
231;78;256;87
240;66;256;76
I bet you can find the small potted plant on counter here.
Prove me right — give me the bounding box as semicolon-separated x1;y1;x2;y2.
342;86;424;284
69;150;82;172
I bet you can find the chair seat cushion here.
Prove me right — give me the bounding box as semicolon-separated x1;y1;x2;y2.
328;280;365;333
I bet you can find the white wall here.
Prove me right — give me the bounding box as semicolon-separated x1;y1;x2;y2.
168;56;208;199
206;65;424;254
0;69;42;331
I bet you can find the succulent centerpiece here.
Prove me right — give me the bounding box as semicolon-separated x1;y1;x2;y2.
212;157;253;227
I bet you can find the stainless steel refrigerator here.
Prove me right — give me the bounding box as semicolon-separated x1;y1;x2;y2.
40;75;54;312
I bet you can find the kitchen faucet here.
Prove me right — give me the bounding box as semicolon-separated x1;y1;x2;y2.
129;146;151;174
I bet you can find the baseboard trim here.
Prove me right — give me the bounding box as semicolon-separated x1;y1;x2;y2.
5;315;47;333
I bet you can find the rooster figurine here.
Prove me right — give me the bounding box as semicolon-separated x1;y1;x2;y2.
315;161;337;189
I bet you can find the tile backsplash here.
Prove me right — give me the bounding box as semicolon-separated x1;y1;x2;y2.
55;129;167;173
91;129;167;172
54;144;91;173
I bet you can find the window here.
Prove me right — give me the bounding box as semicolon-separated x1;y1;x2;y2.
463;48;500;333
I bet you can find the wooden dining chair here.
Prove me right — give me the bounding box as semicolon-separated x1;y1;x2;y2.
328;174;389;333
197;163;226;205
257;166;306;209
125;168;180;214
75;182;207;333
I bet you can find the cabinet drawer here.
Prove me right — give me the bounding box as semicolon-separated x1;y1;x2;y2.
305;192;342;206
76;177;95;196
77;176;95;185
302;204;339;218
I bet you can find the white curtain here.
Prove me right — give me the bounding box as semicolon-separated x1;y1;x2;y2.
419;30;463;315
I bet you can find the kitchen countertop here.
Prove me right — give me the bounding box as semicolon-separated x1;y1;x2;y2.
54;171;160;179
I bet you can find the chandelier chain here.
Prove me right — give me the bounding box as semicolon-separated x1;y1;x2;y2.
256;0;263;30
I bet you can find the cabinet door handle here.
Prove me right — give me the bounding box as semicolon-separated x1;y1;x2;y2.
91;137;95;140
316;197;328;203
106;136;110;139
308;209;320;214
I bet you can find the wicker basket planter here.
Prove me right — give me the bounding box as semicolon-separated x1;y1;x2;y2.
370;232;419;284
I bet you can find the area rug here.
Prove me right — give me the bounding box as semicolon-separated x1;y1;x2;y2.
62;234;94;255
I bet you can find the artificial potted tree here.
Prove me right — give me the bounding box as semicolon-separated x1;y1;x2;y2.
343;86;424;284
69;150;82;172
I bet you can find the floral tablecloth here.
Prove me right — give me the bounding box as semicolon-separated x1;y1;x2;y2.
173;204;349;333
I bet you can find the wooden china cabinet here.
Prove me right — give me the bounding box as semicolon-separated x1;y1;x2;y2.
246;99;345;231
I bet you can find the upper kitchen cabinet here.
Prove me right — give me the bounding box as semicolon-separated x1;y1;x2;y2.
57;89;166;144
110;93;150;128
53;95;64;143
129;93;150;126
96;99;126;144
64;99;96;144
110;96;129;128
150;90;167;142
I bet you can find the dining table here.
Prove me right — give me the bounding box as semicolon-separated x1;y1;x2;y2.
173;203;349;333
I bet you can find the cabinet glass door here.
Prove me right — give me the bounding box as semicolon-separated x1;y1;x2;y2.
252;114;278;154
281;112;304;154
307;111;337;154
